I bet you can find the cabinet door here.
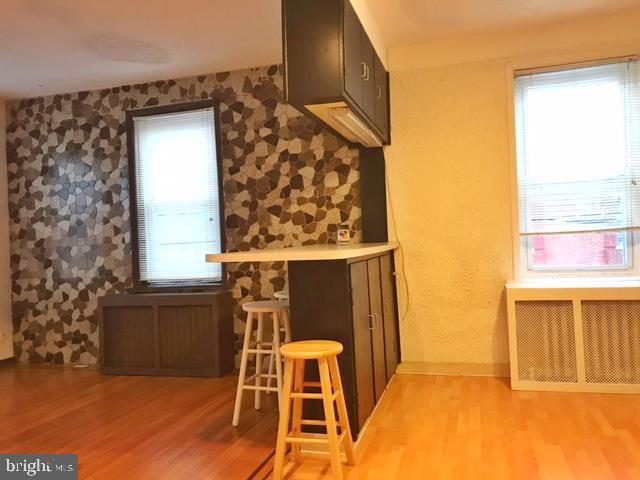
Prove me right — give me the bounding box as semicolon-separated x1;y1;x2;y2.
360;35;376;120
102;306;155;368
158;305;214;369
349;260;375;429
343;0;363;107
367;257;387;402
373;54;388;139
380;253;399;381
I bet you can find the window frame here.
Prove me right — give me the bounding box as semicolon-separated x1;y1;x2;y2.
126;100;226;291
508;53;640;281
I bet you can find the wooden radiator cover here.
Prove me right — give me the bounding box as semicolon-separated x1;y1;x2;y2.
99;291;233;377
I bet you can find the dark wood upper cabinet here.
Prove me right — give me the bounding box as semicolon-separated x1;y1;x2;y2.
373;56;389;138
282;0;391;146
343;0;363;108
360;37;377;121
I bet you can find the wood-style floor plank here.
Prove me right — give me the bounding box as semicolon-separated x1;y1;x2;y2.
279;374;640;480
0;367;277;479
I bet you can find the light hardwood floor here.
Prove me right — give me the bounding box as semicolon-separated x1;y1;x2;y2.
0;366;278;479
278;374;640;480
4;368;640;479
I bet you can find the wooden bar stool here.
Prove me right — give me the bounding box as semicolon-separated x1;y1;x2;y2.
232;300;291;427
273;340;355;480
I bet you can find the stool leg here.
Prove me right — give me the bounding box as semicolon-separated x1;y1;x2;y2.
254;312;264;410
266;350;275;393
290;358;305;462
268;308;289;392
281;310;290;390
329;356;356;465
266;312;280;393
272;311;284;408
283;308;292;343
273;357;295;480
319;357;344;480
232;311;254;427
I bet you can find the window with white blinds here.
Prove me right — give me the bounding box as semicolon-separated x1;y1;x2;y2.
515;58;640;274
131;105;223;285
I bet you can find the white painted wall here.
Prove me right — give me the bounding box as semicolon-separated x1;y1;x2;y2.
0;100;13;360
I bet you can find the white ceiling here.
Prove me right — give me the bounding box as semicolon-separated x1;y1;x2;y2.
2;0;640;99
0;0;282;99
365;0;640;48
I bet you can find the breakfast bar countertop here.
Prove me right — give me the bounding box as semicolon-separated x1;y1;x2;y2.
205;242;398;263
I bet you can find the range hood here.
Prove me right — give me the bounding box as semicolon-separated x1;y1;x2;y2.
305;102;383;148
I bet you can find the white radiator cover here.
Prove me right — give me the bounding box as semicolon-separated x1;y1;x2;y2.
507;282;640;393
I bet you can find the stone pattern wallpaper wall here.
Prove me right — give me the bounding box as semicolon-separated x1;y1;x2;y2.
5;64;361;364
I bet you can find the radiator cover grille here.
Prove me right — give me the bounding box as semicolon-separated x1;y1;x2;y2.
515;301;577;383
508;286;640;393
582;300;640;384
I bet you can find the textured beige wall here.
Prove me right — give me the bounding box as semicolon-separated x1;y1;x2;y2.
385;13;640;376
386;60;512;375
0;100;12;360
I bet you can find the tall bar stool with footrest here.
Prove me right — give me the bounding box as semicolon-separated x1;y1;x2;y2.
232;300;291;427
273;340;355;480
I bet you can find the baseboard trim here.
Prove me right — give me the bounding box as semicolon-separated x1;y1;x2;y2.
397;361;510;378
0;356;16;366
0;362;98;371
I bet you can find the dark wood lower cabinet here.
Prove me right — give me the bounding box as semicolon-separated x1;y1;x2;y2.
366;257;387;403
380;253;400;382
350;260;375;429
289;251;400;438
99;291;234;377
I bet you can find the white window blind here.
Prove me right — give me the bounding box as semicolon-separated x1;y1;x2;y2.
515;59;640;236
133;107;222;284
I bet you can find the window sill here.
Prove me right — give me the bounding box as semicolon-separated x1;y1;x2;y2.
128;283;228;294
506;277;640;290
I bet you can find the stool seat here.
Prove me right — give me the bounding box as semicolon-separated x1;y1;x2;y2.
281;340;343;359
242;300;290;313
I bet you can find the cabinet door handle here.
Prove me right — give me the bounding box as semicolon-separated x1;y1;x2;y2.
376;85;382;99
360;62;367;79
383;301;390;317
368;314;375;330
364;64;370;81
